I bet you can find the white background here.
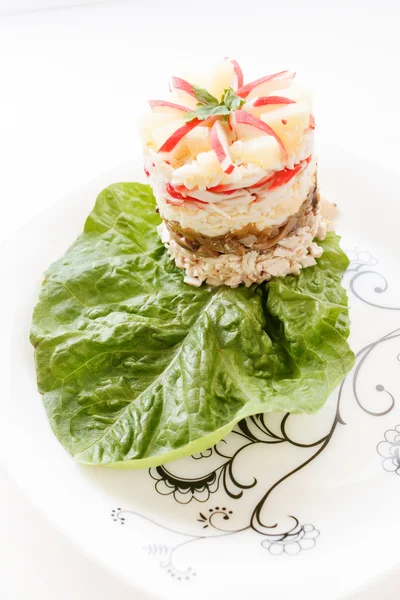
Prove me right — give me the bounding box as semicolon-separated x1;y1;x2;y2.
0;0;104;15
1;0;399;598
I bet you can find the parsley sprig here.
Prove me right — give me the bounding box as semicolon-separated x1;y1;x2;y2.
184;86;245;122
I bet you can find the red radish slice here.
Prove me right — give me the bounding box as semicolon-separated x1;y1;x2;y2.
173;184;192;193
228;58;244;89
166;183;184;200
166;198;183;206
209;121;236;174
234;111;287;160
208;170;272;192
247;172;276;189
158;118;201;153
165;184;184;206
187;189;231;203
208;156;311;195
175;184;237;199
242;96;295;118
148;100;189;113
173;185;230;202
166;183;192;200
255;158;309;192
268;164;303;190
207;184;239;195
144;167;150;177
166;183;208;206
309;114;316;129
170;76;196;97
207;183;232;193
253;96;296;107
236;70;295;98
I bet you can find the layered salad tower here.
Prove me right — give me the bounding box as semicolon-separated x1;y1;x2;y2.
139;59;327;287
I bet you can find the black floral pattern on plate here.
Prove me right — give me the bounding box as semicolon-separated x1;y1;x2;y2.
149;465;219;503
111;247;400;580
261;521;320;556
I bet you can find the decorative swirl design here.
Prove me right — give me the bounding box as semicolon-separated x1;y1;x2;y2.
111;246;400;580
162;541;197;580
141;324;399;568
280;413;331;448
250;406;341;536
353;329;400;416
349;270;400;310
347;250;400;310
197;507;235;531
111;508;197;579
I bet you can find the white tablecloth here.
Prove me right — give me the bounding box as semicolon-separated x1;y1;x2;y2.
1;1;399;597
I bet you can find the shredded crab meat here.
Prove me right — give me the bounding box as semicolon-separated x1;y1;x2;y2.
157;216;327;288
150;158;318;238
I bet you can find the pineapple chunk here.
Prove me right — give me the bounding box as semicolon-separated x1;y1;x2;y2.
171;162;204;189
231;137;282;170
151;118;187;151
260;102;310;154
196;150;222;173
170;143;191;165
195;150;224;187
150;119;191;164
137;113;182;148
230;113;266;141
171;150;224;190
184;126;212;157
151;119;212;163
243;87;312;118
168;89;198;110
207;58;236;101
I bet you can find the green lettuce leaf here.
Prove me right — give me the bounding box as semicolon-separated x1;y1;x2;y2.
30;183;355;469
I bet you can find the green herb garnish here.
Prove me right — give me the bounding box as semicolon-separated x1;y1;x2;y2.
185;86;245;122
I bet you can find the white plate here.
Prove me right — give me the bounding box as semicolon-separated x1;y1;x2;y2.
1;145;400;600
